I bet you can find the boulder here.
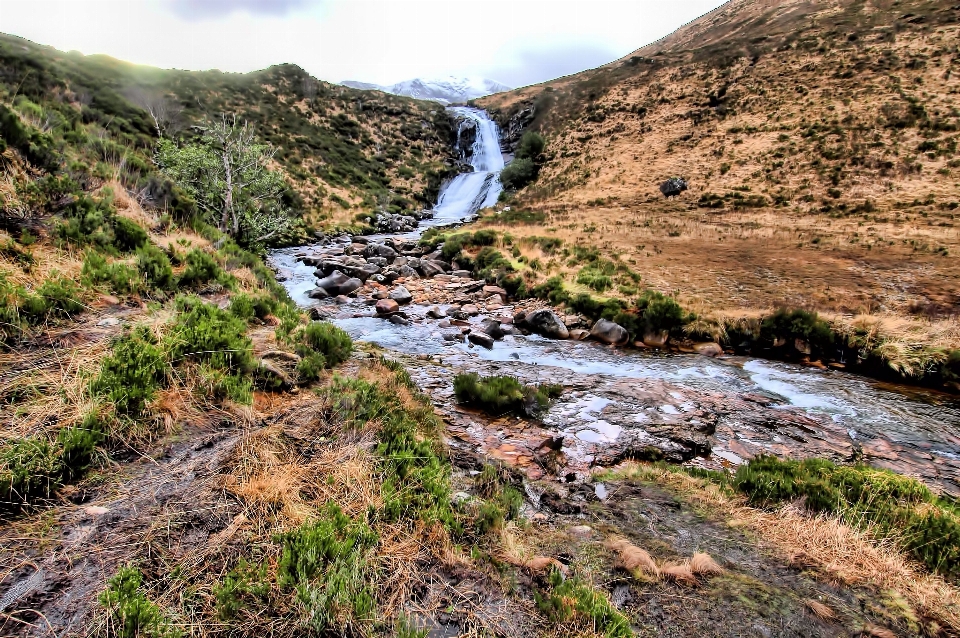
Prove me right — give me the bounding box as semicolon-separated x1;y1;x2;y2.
468;331;495;349
443;332;464;342
344;263;380;282
693;342;724;357
366;256;388;267
451;269;472;278
524;309;570;339
483;285;507;297
338;278;363;295
316;270;350;293
590;319;629;346
481;319;505;340
418;259;446;277
569;328;590;340
660;177;688;198
375;299;400;315
307;287;330;300
427;306;446;318
461;304;480;316
643;331;670;348
389;314;409;326
389;286;413;305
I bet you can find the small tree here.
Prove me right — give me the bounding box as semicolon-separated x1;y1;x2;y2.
155;115;292;244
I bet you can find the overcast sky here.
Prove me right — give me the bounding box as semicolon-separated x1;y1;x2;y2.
0;0;726;88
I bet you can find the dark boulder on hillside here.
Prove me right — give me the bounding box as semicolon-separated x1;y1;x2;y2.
660;178;688;198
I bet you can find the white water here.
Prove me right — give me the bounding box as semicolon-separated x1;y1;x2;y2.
426;107;504;228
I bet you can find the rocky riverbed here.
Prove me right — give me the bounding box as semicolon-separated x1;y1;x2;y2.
271;235;960;496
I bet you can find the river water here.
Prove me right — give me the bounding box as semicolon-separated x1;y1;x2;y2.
270;107;960;494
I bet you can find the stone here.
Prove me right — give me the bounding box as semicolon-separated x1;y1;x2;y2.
339;278;363;295
660;177;688;198
569;328;590;340
307;287;330;299
590;319;630;346
524;309;570;339
366;256;388;267
316;270;350;293
643;331;670;348
389;286;413;305
693;342;723;357
481;319;505;340
451;270;472;278
375;299;400;315
427;306;446;319
438;319;451;328
418;259;447;277
461;304;480;316
468;331;495;349
483;285;507;297
389;314;409;326
344;263;380;282
97;317;120;327
442;332;463;342
85;505;110;516
568;525;594;539
335;295;351;304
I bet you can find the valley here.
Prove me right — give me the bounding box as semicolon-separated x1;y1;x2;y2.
1;1;960;637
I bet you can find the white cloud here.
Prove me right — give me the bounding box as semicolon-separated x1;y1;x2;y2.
0;0;726;84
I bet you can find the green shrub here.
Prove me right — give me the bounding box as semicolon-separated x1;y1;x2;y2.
453;373;562;417
21;276;85;322
166;295;253;374
534;569;631;638
0;437;62;507
92;326;167;415
99;566;180;638
295;352;327;384
136;244;174;291
295;322;352;367
733;456;960;580
197;364;253;405
636;289;686;335
58;413;106;481
516;131;546;160
500;157;538;190
82;252;140;295
112;217;148;252
276;503;378;633
759;308;834;359
177;249;231;289
213;559;270;621
576;267;613;292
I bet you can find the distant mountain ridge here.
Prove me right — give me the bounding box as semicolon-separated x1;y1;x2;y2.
342;76;511;105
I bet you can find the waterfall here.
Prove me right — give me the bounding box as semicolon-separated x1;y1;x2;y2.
428;107;503;227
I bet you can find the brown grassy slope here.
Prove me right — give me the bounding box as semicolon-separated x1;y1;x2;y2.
478;0;960;320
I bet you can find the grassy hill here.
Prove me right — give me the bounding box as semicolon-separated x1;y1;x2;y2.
0;33;457;239
476;0;960;369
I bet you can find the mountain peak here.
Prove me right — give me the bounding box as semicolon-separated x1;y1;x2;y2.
341;76;510;105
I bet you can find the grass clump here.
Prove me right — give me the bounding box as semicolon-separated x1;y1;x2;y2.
276;503;378;633
82;252;140;296
136;243;174;292
0;437;62;508
534;569;632;638
453;373;562;417
176;248;233;290
92;326;167;416
473;464;523;535
166;295;253;374
212;559;270;621
99;565;180;638
734;455;960;580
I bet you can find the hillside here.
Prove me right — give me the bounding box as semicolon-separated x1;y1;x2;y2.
0;33;458;239
477;0;960;347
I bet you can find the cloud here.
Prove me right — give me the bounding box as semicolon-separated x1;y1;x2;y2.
167;0;318;19
484;40;621;89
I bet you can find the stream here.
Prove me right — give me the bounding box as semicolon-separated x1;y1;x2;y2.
269;107;960;495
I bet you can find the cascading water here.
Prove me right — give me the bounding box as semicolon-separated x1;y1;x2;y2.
425;107;504;227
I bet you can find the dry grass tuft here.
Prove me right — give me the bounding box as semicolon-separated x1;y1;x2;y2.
803;598;836;621
661;562;698;586
604;536;659;577
689;552;724;576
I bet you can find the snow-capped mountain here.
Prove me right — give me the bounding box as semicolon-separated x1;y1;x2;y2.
341;76;511;105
